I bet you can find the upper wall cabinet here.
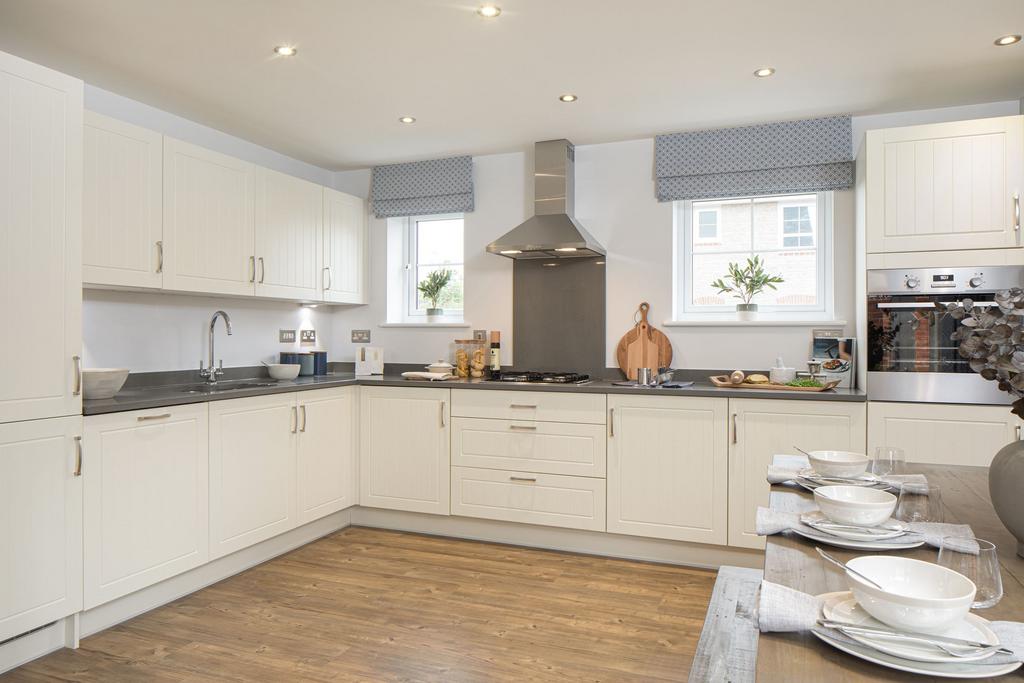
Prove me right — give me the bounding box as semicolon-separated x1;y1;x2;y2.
255;167;323;300
323;187;368;304
162;137;256;297
865;116;1023;254
0;51;82;424
83;112;163;289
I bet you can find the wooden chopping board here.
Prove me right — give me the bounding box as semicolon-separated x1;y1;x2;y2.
616;302;673;380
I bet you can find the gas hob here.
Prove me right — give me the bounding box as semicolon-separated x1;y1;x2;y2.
487;371;592;385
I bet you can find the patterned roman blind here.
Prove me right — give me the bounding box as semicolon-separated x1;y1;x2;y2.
654;115;853;202
371;155;474;218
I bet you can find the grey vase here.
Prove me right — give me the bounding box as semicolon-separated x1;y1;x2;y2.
990;437;1024;558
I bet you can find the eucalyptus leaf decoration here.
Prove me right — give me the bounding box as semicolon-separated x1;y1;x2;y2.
940;289;1024;418
710;255;785;305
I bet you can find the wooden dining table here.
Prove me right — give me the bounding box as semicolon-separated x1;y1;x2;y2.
756;457;1024;681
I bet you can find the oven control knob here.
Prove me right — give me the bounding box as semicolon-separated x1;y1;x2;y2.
905;276;920;289
969;276;984;288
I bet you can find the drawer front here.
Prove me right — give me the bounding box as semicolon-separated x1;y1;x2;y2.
453;417;606;477
451;389;606;424
451;466;606;532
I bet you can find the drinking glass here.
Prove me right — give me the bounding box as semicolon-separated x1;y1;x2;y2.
938;538;1003;609
871;446;906;476
894;482;943;523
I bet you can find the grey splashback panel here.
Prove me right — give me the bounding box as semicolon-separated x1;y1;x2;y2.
513;257;605;373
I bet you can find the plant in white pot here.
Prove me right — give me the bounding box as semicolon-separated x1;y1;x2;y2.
710;256;784;320
418;269;453;322
942;290;1024;557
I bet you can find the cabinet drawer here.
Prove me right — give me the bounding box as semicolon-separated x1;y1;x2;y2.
452;417;606;477
451;466;606;532
451;389;606;424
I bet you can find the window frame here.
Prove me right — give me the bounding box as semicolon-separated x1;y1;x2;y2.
402;212;465;321
674;191;834;320
779;200;816;249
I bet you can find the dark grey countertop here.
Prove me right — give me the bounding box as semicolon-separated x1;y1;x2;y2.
83;372;866;416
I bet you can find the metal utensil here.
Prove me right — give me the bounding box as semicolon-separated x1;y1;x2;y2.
818;620;1013;656
815;547;885;590
636;367;654;386
794;445;813;458
807;520;905;535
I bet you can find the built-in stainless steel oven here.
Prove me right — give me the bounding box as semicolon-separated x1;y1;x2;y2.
867;266;1024;404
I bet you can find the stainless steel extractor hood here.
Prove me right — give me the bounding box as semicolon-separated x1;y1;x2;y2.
487;139;606;259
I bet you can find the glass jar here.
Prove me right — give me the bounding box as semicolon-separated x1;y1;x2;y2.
452;339;487;379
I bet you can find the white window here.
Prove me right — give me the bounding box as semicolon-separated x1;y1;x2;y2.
403;213;464;319
674;191;833;319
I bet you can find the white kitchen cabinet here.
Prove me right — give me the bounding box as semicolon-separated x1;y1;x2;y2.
452;417;606;478
451;389;606;424
606;395;729;545
297;387;357;524
0;416;82;642
82;405;209;609
868;401;1017;467
322;187;367;304
360;386;451;515
728;398;867;549
865;116;1024;254
209;394;297;558
83;111;163;289
0;51;82;424
255;167;323;300
162;136;256;296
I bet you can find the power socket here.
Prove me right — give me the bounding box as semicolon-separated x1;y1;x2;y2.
351;329;371;343
300;330;316;343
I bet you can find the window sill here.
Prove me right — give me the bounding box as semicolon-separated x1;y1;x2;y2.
379;322;471;328
663;319;846;328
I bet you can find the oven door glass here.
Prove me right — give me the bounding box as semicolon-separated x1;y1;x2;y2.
867;293;997;373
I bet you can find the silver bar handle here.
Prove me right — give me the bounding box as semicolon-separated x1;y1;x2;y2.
1014;192;1020;237
509;404;537;409
73;436;82;476
1016;425;1021;441
72;355;82;396
137;413;172;422
156;241;164;273
300;405;307;432
510;476;537;483
290;406;297;434
258;257;265;284
249;255;256;283
509;424;537;431
732;413;738;444
439;401;446;427
323;266;332;291
609;408;614;437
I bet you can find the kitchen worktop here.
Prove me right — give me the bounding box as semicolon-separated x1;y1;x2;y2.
83;372;866;415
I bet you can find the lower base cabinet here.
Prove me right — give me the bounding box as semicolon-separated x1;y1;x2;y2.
606;395;729;545
83;405;209;609
0;416;82;642
297;387;357;524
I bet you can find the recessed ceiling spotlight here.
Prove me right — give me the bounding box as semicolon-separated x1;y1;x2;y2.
559;94;578;103
477;4;501;18
398;116;416;124
995;34;1021;46
273;45;298;57
753;67;775;78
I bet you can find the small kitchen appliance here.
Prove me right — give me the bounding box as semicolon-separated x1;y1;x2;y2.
355;346;384;376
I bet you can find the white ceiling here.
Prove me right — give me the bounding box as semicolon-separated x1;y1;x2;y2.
1;0;1022;170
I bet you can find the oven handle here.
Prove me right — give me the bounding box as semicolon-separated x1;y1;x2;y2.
874;301;999;309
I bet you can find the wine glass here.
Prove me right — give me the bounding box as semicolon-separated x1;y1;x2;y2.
938;538;1003;609
871;446;906;477
895;482;943;523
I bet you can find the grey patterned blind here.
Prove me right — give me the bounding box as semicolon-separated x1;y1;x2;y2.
371;155;474;218
654;115;853;202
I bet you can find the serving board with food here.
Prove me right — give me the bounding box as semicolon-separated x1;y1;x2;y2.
709;370;840;392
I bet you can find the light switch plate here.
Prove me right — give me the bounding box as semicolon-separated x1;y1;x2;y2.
473;329;488;341
279;329;297;343
351;329;371;343
300;329;316;343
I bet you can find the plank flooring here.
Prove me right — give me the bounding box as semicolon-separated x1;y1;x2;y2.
4;527;716;682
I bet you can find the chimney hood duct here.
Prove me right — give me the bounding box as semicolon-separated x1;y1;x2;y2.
487;139;606;259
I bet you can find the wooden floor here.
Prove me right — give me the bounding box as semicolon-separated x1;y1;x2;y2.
5;527;716;682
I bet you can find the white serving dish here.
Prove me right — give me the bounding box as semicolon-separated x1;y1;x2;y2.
814;485;897;527
801;511;906;541
81;368;130;399
845;556;976;634
808;450;869;477
426;360;455;374
266;363;301;380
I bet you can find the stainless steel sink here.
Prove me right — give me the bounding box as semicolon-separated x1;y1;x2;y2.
180;381;279;394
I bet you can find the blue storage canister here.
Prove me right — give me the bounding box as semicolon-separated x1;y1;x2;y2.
312;351;328;375
297;353;315;376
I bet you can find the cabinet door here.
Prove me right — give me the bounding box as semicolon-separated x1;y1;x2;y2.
297;387;356;524
866;116;1024;254
323;187;367;304
209;394;297;558
83;405;209;609
0;51;82;424
607;395;729;545
162;136;255;296
83;111;163;289
868;401;1016;467
0;416;82;642
255;167;322;300
360;387;450;515
728;399;866;549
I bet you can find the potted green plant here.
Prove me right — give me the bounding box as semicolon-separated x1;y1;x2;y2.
710;256;784;320
418;269;453;321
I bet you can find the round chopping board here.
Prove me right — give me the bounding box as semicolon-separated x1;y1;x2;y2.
616;302;673;380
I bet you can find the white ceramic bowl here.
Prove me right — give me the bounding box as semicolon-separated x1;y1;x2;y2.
266;364;301;380
845;555;976;634
81;368;130;400
814;485;897;527
425;361;455;374
808;450;869;477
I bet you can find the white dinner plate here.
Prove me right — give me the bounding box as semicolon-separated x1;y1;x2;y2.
796;472;896;493
789;524;925;550
821;592;999;663
800;511;907;541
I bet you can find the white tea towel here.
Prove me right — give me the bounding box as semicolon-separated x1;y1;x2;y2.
400;371;454;381
757;581;823;632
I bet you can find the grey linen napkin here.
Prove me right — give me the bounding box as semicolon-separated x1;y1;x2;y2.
755;507;979;554
766;456;926;488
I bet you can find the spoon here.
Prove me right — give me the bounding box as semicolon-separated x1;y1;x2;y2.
815;547;885;590
794;445;813;458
